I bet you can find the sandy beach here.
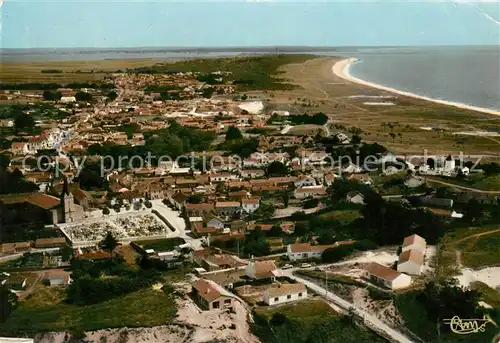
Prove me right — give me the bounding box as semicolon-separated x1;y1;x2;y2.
332;58;500;116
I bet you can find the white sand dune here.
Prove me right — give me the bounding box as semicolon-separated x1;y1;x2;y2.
332;58;500;116
455;267;500;289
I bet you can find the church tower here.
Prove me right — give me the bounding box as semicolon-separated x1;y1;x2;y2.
60;176;75;223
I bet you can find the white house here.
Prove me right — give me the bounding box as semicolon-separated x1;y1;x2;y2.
293;186;327;199
45;271;72;287
401;234;426;254
444;155;455;172
241;197;260;214
263;283;307;306
60;96;76;103
210;173;238;183
240;169;265;179
294;175;317;188
158;251;181;262
333;132;350;144
364;262;412;290
206;217;225;230
246;260;280;281
342;162;363;174
346;191;364;204
397;249;424;276
286;241;354;261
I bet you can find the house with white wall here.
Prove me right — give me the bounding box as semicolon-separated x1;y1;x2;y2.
294;175;316;188
293;186;327;199
402;234;426;254
263;283;307;306
286;241;355;261
246;260;280;281
364;262;412;290
397;249;424;276
346;191;364;204
241;197;260;214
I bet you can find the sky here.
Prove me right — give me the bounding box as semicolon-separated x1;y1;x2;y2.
1;0;499;48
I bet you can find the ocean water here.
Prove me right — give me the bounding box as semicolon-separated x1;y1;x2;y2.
343;46;500;111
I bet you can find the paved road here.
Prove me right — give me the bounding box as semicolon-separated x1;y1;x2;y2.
426;178;500;194
283;270;415;343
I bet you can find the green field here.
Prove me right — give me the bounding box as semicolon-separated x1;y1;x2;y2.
470;281;500;309
456;231;500;269
317;208;362;225
252;299;388;343
0;285;177;335
436;226;500;281
427;174;500;191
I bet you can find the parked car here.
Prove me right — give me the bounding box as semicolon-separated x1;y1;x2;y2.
300;263;312;268
282;264;293;270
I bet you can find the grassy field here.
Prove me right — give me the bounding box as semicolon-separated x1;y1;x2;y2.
436;226;500;281
427;174;500;191
470;281;500;309
456;231;500;268
318;208;362;225
0;59;170;83
252;299;388;343
0;285;177;335
255;299;340;324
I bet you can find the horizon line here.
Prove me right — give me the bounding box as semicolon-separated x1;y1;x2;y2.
2;44;499;51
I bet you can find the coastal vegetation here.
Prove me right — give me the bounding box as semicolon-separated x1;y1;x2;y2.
395;281;499;343
128;54;315;90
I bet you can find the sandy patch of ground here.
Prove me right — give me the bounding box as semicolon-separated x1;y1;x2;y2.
452;131;500;137
455;267;500;289
238;101;264;114
35;326;190;343
175;296;260;343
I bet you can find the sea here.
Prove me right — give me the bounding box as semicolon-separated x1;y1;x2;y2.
1;45;499;111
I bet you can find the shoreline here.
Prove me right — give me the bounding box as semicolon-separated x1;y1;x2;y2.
332;58;500;116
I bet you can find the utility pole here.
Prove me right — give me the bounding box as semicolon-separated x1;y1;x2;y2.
325;271;328;296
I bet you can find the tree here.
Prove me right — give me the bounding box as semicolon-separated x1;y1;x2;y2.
0;284;18;323
75;91;92;102
145;200;152;208
100;231;118;256
244;228;270;257
187;194;203;204
253;202;275;219
282;191;290;208
268;225;284;237
102;207;110;215
107;91;118;101
202;87;214;99
13;107;35;131
266;161;289;177
225;126;243;141
61;245;73;261
463;198;483;223
303;198;319;209
43;90;62;101
322;245;355;263
351;134;362;145
389;132;396;143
